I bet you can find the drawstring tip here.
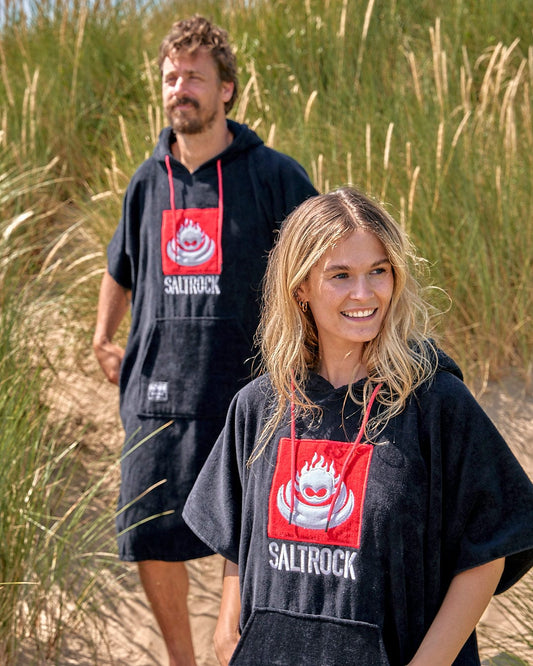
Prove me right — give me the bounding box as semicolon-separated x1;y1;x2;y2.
324;519;330;533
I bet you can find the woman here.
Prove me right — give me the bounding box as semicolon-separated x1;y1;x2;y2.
183;188;533;665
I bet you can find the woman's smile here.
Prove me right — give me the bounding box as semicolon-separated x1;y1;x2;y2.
341;308;377;319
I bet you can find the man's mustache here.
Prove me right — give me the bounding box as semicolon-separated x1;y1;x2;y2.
172;97;200;110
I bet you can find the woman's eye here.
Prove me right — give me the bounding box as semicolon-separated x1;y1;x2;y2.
333;272;349;279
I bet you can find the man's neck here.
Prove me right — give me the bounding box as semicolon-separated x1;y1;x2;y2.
171;120;233;173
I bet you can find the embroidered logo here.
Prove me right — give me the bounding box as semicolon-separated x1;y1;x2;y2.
277;453;354;530
268;438;373;548
161;208;222;275
167;218;215;267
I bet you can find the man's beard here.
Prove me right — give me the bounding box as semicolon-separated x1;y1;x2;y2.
166;96;218;135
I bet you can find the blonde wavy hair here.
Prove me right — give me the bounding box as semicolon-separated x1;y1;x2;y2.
251;187;440;462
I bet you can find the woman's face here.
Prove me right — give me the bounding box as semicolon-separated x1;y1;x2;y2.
297;228;394;367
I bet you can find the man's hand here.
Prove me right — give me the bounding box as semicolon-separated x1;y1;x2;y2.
93;337;125;385
93;270;131;385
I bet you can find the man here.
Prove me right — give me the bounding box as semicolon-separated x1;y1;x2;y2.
92;15;317;666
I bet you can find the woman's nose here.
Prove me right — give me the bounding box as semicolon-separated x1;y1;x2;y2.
349;276;372;299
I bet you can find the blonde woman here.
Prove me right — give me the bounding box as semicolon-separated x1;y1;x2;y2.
184;187;533;666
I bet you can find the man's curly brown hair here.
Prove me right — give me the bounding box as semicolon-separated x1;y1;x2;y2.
158;15;239;114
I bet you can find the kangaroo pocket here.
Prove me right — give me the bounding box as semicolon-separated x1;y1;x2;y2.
137;317;251;418
229;607;391;666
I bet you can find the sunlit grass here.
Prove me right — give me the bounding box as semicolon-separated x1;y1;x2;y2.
0;281;121;661
0;0;531;660
1;0;529;385
0;125;122;663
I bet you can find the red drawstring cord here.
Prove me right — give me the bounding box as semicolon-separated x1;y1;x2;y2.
325;382;382;530
165;155;176;255
165;154;176;212
164;154;224;264
288;376;383;532
289;372;297;525
216;159;223;256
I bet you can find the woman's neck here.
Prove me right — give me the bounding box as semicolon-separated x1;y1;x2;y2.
317;352;367;388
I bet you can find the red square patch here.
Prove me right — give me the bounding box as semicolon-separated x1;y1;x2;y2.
161;207;222;275
267;438;373;548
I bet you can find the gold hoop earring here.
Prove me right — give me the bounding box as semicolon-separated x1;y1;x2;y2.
298;300;308;313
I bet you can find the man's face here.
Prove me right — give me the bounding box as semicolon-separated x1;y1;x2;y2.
161;48;233;135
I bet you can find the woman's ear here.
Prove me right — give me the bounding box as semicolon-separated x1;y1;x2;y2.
295;283;308;302
295;284;310;313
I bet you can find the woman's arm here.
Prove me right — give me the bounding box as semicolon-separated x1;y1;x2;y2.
408;557;505;666
214;559;241;666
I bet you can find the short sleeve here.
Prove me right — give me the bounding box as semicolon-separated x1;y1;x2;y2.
435;377;533;593
274;154;318;222
106;183;143;290
107;226;131;290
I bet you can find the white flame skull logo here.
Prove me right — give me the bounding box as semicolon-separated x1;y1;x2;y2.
277;452;354;529
167;218;216;267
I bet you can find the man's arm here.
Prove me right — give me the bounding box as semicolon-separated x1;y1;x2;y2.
92;269;131;385
214;559;241;666
407;557;505;666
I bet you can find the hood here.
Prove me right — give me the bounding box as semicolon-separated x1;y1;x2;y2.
304;342;464;400
152;119;264;167
435;346;463;381
286;343;462;533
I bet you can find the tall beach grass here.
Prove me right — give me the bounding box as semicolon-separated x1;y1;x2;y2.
0;107;123;663
30;0;527;385
0;0;531;660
